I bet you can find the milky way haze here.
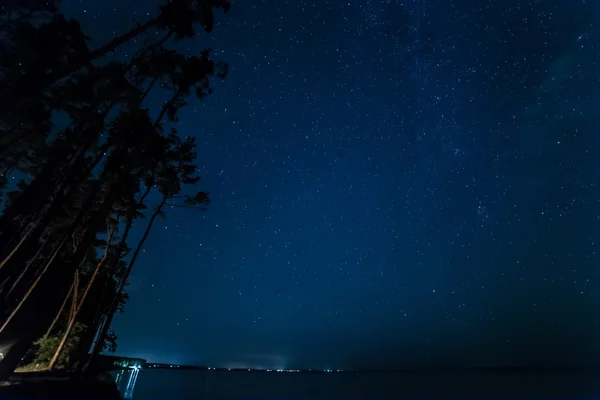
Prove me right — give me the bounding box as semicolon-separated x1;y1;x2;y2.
62;0;600;369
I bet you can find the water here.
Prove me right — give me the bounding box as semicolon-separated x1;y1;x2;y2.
113;368;141;399
114;369;600;399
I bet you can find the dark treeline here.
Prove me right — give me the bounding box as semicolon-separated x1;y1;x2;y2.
0;0;231;380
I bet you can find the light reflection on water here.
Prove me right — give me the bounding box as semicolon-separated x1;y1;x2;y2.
112;368;140;399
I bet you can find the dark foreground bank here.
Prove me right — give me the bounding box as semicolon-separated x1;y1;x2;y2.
0;372;121;400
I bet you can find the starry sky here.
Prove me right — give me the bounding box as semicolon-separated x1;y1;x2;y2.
61;0;600;370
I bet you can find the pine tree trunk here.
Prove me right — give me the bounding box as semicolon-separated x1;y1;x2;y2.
0;123;111;288
0;119;94;243
48;309;76;370
76;186;154;375
75;278;109;368
0;141;121;301
86;196;167;373
89;18;160;61
48;269;79;370
0;164;55;238
0;235;67;335
4;234;50;300
48;225;113;370
0;218;95;379
44;279;74;338
122;196;166;288
0;36;162;270
0;224;36;270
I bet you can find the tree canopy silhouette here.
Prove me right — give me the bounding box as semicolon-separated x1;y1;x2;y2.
0;0;231;380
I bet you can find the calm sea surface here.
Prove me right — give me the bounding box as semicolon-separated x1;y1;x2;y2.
114;369;600;399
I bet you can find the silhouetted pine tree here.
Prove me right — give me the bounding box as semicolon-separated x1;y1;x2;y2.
0;0;230;379
0;0;230;119
86;131;211;374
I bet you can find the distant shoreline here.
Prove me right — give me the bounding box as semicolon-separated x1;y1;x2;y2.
142;365;600;374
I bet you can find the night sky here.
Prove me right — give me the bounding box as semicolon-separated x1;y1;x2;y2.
61;0;599;370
